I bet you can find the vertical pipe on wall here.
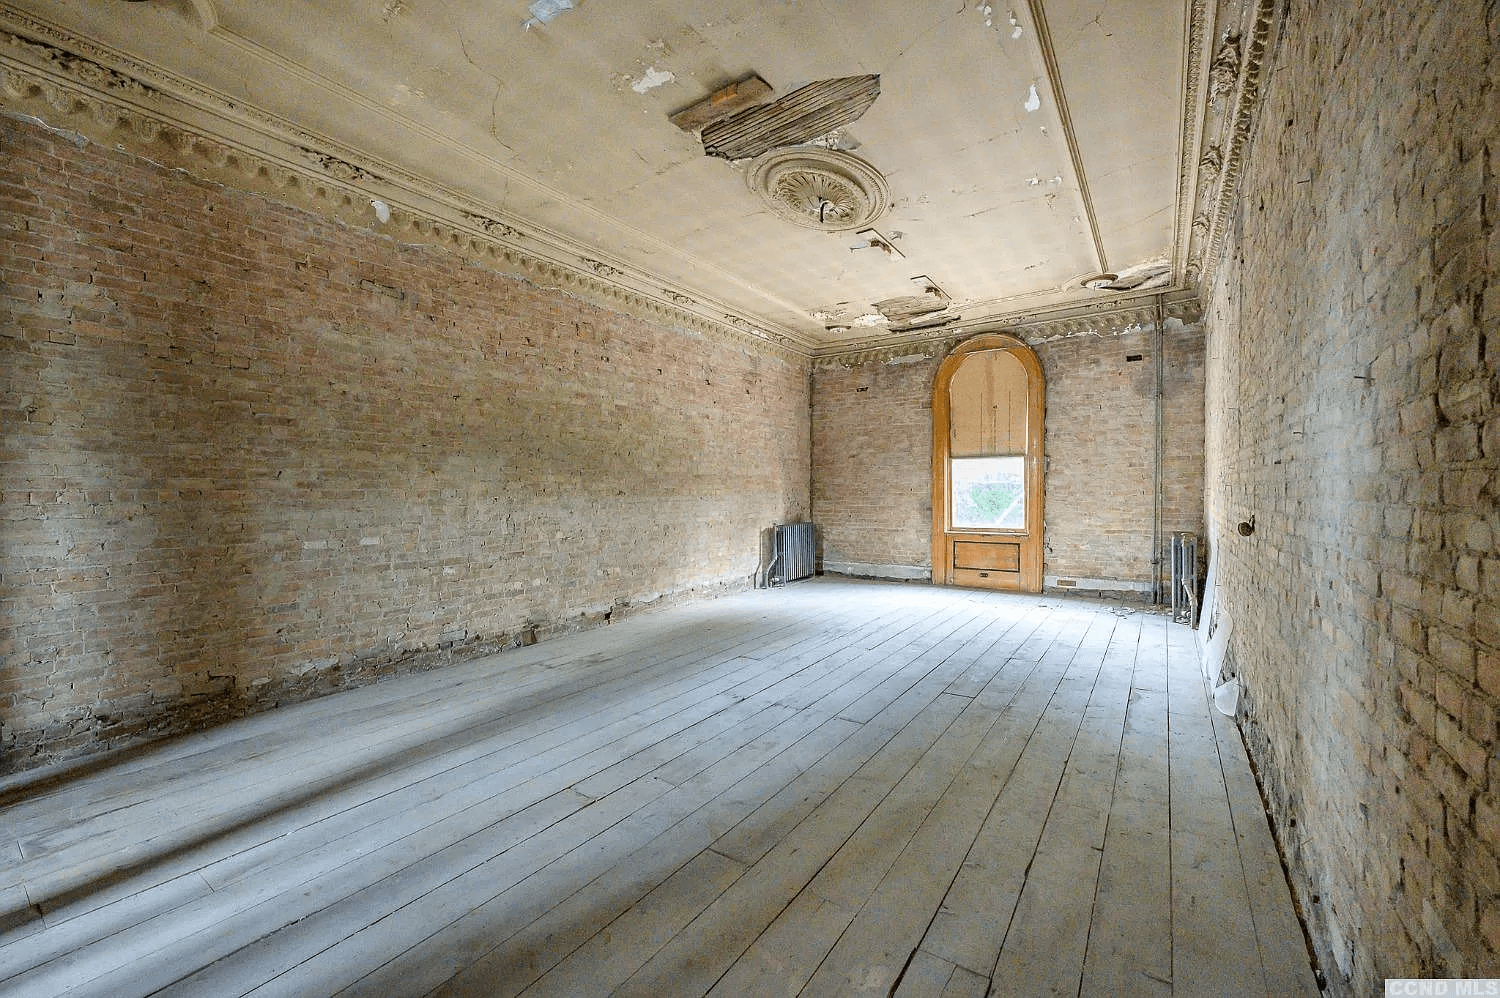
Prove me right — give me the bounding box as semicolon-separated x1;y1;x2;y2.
1152;294;1166;604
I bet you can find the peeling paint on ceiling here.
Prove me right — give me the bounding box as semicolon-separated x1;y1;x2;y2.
17;0;1203;352
631;66;676;94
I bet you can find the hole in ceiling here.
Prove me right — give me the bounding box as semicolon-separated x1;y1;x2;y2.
1082;261;1172;292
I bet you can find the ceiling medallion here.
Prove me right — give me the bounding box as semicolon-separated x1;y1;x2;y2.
746;148;890;232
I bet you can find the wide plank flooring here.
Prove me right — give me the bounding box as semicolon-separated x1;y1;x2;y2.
0;578;1319;996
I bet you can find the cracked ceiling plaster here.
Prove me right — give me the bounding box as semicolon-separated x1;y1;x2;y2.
0;0;1271;358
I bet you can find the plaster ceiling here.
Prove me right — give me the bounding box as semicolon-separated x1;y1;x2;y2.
0;0;1270;357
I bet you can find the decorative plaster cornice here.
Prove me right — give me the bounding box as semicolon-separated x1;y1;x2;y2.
0;2;1262;367
0;10;817;365
7;0;812;332
1170;0;1209;286
1183;0;1280;294
0;26;156;99
811;291;1203;368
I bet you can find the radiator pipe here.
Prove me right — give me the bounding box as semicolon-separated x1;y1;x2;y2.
764;528;781;588
1152;294;1166;605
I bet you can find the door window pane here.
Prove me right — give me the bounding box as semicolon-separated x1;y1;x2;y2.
951;456;1025;529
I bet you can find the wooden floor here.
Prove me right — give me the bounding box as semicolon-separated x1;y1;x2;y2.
0;579;1320;997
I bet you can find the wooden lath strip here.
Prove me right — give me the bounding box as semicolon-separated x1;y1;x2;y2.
700;75;881;161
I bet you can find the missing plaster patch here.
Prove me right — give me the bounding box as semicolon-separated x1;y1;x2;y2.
1081;260;1172;293
1023;84;1041;112
851;228;903;258
669;75;773;131
873;293;947;324
523;0;573;29
631;67;676;94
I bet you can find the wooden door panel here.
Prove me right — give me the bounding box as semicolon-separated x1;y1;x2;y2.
952;540;1021;572
932;335;1045;594
952;567;1021;588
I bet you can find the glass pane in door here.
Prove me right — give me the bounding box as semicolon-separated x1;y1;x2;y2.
950;455;1025;529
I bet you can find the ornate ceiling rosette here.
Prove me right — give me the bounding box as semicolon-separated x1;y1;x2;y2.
746;148;890;232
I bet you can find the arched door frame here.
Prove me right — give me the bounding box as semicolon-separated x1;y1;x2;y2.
931;332;1046;592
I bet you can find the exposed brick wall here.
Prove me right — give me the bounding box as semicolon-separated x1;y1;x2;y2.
1203;0;1498;989
810;321;1206;593
1041;321;1205;589
0;117;810;773
811;354;940;579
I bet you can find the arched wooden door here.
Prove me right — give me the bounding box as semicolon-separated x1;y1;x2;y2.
932;334;1045;592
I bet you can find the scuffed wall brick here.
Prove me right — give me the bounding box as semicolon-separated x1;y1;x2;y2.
811;354;939;578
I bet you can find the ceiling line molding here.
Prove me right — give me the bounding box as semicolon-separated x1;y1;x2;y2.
0;28;818;364
1171;0;1211;285
1196;0;1278;293
1182;0;1279;294
187;0;218;32
810;291;1204;368
0;2;818;329
1023;0;1108;275
0;6;552;244
0;2;1251;363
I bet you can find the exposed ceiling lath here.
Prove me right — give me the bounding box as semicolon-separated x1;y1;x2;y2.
700;74;881;161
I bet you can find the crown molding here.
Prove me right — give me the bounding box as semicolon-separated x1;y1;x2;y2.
1171;0;1211;286
808;0;1267;364
0;8;818;365
810;290;1203;368
0;2;1265;369
2;1;820;333
1181;0;1280;294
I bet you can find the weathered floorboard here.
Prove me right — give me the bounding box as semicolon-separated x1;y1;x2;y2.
0;579;1316;997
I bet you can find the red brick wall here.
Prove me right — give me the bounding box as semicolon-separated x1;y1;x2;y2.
810;323;1206;593
0;117;809;772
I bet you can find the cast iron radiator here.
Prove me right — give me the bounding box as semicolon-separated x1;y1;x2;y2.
767;522;817;587
1171;531;1199;625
